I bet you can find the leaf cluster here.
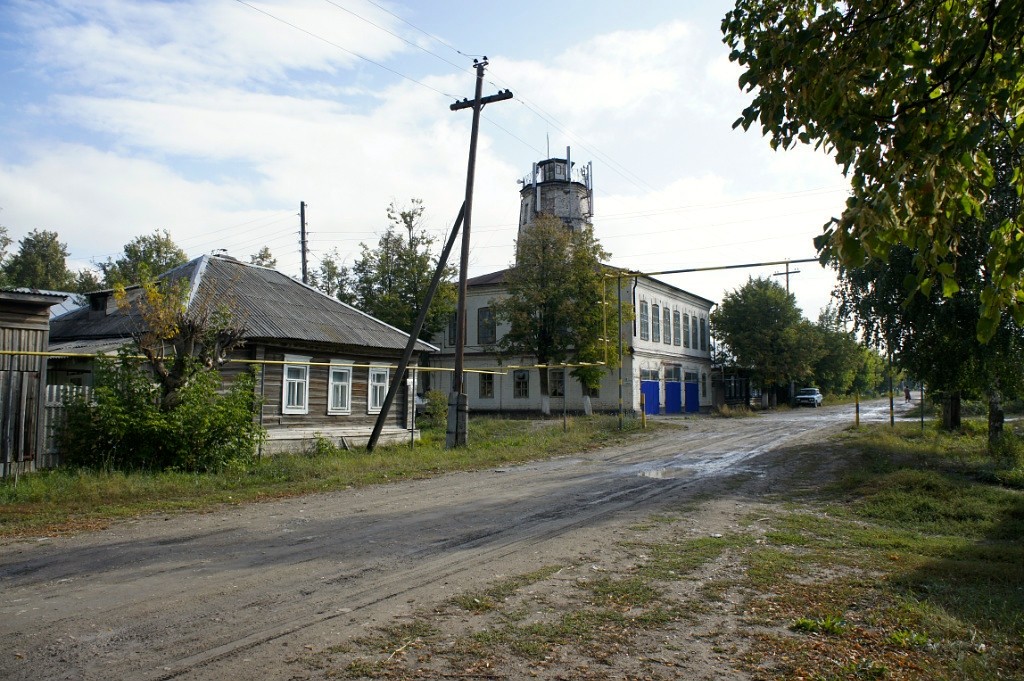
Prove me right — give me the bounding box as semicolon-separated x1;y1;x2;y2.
493;215;622;391
723;0;1024;339
348;200;456;339
59;352;264;472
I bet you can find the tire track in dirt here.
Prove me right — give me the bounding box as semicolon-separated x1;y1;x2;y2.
0;406;859;681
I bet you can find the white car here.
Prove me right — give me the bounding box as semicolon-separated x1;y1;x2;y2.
795;388;823;407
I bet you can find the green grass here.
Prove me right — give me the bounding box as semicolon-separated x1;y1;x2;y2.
0;415;650;536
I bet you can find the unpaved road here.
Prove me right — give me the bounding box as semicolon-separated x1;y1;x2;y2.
0;402;889;680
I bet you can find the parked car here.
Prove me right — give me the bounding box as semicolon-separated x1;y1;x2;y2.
795;387;823;407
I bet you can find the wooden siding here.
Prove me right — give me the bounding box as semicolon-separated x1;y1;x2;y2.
0;370;41;476
221;343;413;432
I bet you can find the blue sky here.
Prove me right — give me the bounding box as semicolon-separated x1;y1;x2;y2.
0;0;850;317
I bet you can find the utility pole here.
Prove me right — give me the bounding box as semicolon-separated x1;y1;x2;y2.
772;261;801;292
300;201;308;285
446;58;512;449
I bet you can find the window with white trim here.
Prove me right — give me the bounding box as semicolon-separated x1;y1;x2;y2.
700;317;708;351
368;366;389;414
683;313;691;348
639;301;649;341
651;304;661;342
328;361;352;415
282;354;310;415
672;310;681;346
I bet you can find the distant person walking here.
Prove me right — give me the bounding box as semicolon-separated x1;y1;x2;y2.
904;386;912;403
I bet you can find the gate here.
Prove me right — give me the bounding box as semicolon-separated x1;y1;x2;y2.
664;381;682;414
640;381;660;415
685;382;700;413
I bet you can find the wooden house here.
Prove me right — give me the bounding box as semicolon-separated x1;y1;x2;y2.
48;254;436;454
0;290;65;477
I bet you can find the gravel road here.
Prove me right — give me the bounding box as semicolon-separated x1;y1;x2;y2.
0;402;887;680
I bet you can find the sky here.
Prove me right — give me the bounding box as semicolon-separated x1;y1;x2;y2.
0;0;852;320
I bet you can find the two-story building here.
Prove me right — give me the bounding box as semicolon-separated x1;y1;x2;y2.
428;152;715;415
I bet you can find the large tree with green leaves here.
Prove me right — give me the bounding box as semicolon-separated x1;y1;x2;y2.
101;229;188;286
723;1;1024;339
309;248;356;305
834;137;1024;437
712;276;823;405
2;229;74;290
351;200;455;340
493;215;620;415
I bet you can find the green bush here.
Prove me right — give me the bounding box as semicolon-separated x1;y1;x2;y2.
419;389;449;429
60;353;265;472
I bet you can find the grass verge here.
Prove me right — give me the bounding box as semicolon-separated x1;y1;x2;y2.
0;415;651;537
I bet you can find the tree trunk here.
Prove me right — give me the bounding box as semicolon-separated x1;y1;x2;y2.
582;394;593;416
941;391;962;431
538;367;551;416
988;387;1005;444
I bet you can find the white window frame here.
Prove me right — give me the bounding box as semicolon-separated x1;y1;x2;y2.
282;354;311;415
368;365;389;414
327;360;352;415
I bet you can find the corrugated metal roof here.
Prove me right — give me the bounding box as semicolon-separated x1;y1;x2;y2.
50;255;437;353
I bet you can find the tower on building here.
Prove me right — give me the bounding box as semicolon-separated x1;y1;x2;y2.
517;147;593;241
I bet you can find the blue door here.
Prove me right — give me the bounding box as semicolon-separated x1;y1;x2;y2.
640;381;660;415
685;382;700;413
664;381;682;414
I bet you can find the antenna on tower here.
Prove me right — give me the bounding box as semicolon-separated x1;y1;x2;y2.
546;133;550;158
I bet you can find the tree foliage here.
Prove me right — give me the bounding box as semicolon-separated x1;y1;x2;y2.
351;200;455;339
493;215;621;401
60;351;264;472
833;137;1024;435
2;229;74;290
114;273;246;410
712;276;823;400
723;0;1024;339
309;248;356;305
101;229;188;286
249;246;277;269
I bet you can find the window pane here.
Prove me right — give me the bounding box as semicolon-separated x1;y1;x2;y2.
639;302;649;341
663;308;672;345
652;304;660;342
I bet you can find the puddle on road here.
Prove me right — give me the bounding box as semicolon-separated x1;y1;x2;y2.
636;466;694;479
626;449;766;481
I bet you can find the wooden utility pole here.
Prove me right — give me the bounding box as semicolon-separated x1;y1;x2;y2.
446;58;512;449
300;201;308;284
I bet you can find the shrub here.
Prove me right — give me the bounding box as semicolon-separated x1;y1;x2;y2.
419;389;449;429
60;352;264;472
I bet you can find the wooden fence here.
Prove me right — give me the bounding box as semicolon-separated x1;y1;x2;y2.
41;384;90;469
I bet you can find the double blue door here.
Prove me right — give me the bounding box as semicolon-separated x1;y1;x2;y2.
640;381;660;415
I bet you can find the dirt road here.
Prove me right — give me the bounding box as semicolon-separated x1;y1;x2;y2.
0;403;880;680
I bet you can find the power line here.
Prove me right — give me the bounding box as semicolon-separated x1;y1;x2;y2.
320;0;470;74
233;0;456;99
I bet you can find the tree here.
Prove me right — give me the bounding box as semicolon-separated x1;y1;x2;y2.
833;139;1024;437
114;273;246;411
493;215;620;415
71;268;103;294
711;276;822;405
101;229;188;286
810;306;864;396
723;1;1024;339
249;246;277;269
351;200;456;340
2;229;74;290
309;248;356;305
